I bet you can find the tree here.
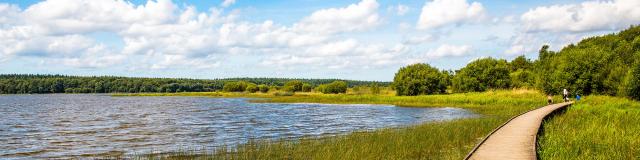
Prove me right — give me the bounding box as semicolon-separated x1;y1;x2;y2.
223;81;249;92
452;58;511;92
246;83;259;93
284;80;304;92
509;55;532;72
258;85;269;93
393;63;447;96
302;83;312;92
628;63;640;101
316;81;348;94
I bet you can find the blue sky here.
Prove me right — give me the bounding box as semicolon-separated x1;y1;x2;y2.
0;0;639;81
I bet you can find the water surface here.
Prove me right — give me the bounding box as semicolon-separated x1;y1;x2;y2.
0;94;475;159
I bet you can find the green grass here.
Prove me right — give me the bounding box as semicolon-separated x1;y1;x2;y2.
538;96;640;159
121;89;549;159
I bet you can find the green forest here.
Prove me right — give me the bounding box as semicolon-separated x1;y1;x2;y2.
394;25;640;100
0;75;387;94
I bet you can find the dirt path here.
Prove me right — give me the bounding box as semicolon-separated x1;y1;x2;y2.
466;102;573;160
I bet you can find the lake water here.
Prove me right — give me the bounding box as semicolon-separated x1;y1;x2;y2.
0;94;476;159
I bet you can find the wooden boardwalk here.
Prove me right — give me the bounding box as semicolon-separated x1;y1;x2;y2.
466;102;573;160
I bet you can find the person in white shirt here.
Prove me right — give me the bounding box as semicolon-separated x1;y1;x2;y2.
563;89;569;102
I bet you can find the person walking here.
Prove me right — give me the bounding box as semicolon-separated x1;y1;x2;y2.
563;88;569;102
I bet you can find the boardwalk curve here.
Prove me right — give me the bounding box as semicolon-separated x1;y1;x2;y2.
466;102;574;160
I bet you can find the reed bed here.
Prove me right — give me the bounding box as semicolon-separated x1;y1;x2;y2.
537;96;640;159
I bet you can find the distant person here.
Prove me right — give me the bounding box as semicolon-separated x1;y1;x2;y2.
576;93;581;101
563;88;569;102
547;95;553;105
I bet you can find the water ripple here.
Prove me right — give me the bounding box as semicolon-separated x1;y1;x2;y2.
0;94;476;159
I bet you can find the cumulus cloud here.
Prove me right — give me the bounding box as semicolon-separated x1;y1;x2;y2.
425;44;472;59
294;0;381;34
402;35;437;45
391;4;409;16
1;0;229;68
221;0;236;7
0;0;405;71
417;0;486;30
521;0;640;33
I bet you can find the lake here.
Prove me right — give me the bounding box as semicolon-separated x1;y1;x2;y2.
0;94;476;159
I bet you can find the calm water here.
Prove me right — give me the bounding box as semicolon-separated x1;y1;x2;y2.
0;94;475;159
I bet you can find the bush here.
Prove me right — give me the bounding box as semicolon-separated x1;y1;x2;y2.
302;83;312;92
246;83;259;93
258;85;269;93
316;81;348;94
452;58;511;92
284;80;304;92
628;63;640;101
393;63;447;96
223;81;250;92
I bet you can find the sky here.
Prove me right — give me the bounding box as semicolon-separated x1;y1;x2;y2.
0;0;639;81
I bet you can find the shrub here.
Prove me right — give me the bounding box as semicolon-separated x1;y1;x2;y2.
628;63;640;101
393;63;447;96
223;81;250;92
316;81;347;94
284;80;304;92
302;83;312;92
246;83;259;93
258;85;269;93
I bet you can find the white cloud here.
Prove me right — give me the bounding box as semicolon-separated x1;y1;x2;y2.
294;0;381;34
221;0;236;7
417;0;486;30
0;4;21;26
425;44;472;59
521;0;640;33
0;0;407;72
505;45;525;55
402;35;437;45
395;5;409;16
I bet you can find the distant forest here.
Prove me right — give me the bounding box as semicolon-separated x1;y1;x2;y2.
0;75;389;94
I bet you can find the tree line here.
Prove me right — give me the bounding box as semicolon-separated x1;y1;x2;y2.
0;75;386;94
394;25;640;101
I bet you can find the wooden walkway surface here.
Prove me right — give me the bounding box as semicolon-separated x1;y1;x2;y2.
466;102;574;160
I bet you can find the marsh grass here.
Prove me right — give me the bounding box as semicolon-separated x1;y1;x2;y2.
538;96;640;159
119;89;549;159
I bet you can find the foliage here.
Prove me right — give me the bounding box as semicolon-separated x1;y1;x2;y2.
628;63;640;100
0;75;386;94
452;57;511;92
393;63;447;96
246;83;259;93
223;81;250;92
316;81;348;94
283;80;304;92
534;25;640;97
302;83;312;92
258;84;269;93
509;55;533;72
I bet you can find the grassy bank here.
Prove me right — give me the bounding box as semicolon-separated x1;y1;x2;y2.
538;96;640;159
121;90;549;159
